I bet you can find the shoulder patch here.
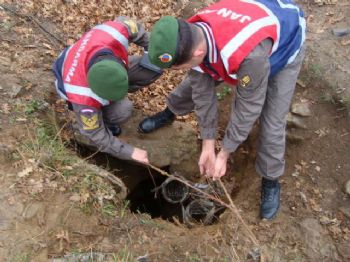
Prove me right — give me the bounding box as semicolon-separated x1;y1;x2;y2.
124;19;138;35
239;75;251;88
79;108;99;130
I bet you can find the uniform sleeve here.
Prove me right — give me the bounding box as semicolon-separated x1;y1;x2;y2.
222;39;272;153
72;103;134;160
115;16;149;49
190;69;218;139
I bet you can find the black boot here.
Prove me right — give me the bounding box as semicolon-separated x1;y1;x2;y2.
138;107;175;133
107;125;122;136
260;177;280;220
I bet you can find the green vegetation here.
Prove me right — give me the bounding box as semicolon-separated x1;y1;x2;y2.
12;253;30;262
19;109;120;219
24;99;42;115
112;248;135;262
217;85;232;100
102;203;117;216
21;118;73;169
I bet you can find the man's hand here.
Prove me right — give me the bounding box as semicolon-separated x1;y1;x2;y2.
198;139;216;177
131;147;149;164
213;149;230;180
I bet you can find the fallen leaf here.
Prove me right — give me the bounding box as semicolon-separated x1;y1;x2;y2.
320;216;339;225
309;199;322;212
18;166;33;178
16;118;27;122
314;128;329;137
69;193;81;202
341;39;350;46
1;104;11;114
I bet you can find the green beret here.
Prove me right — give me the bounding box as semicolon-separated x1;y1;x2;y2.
88;60;128;101
148;16;179;68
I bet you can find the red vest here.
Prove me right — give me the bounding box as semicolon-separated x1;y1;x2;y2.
188;0;278;85
61;21;130;108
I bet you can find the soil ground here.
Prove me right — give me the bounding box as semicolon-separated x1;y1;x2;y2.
0;1;349;261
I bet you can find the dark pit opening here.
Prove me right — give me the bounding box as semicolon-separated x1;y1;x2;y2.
76;146;185;221
75;145;226;225
126;174;184;221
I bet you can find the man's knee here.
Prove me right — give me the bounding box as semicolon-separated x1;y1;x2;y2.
117;99;133;123
104;99;133;125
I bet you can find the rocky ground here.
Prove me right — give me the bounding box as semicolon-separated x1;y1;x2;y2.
0;0;349;261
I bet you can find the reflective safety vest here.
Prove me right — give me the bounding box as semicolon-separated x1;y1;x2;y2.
188;0;306;84
53;21;130;108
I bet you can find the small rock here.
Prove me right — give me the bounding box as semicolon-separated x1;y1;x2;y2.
286;132;304;144
137;256;148;262
319;216;339;225
247;247;261;262
339;206;350;219
22;202;44;220
291;171;299;177
0;143;15;163
0;218;11;231
8;84;24;98
300;191;307;204
52;252;107;262
345;180;350;196
69;193;81;202
300;218;339;261
291;102;312;117
287;113;307;129
337;242;350;260
332;28;350;37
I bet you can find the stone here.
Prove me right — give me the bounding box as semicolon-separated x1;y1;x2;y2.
287;113;307;129
291;102;312;117
339;206;350;219
0;143;15;164
299;218;339;261
247;247;261;262
52;252;107;262
336;242;350;260
0;218;11;231
22;202;44;220
177;0;213;18
286;132;304;144
344;180;350;196
8;84;24;98
332;28;350;37
74;110;200;182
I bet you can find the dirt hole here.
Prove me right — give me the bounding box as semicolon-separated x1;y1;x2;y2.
126;173;184;221
126;172;226;224
77;147;226;225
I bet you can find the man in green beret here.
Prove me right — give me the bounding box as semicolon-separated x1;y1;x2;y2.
139;0;306;220
53;17;162;163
